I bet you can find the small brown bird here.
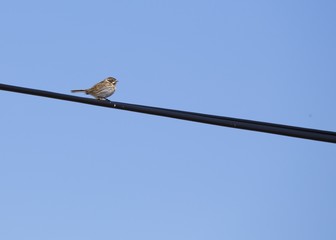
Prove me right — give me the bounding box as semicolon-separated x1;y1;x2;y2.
71;77;118;100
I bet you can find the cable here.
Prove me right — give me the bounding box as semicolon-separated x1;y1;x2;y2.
1;83;336;143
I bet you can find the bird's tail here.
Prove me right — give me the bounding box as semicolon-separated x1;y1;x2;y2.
71;89;87;93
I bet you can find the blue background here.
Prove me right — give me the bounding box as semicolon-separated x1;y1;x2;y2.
1;1;336;239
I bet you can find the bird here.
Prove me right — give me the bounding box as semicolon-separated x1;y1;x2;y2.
71;77;118;101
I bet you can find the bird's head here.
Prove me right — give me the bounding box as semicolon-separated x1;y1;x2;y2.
106;77;118;85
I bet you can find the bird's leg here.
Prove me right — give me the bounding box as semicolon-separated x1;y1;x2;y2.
96;97;108;101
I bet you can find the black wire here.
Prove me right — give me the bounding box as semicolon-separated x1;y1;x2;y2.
1;83;336;143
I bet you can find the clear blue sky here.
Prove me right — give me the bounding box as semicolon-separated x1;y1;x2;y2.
1;1;336;239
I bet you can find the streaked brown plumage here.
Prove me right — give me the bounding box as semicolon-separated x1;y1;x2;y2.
71;77;118;100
